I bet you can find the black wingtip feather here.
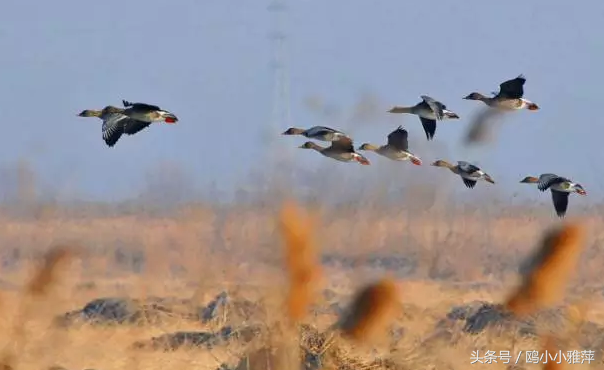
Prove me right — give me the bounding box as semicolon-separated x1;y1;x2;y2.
462;177;477;189
419;117;437;141
551;190;569;218
104;137;119;147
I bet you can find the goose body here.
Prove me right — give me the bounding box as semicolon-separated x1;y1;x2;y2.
358;126;422;165
388;95;459;140
464;75;539;111
298;137;370;165
121;100;179;123
282;125;350;142
78;106;156;147
431;160;495;188
520;174;586;217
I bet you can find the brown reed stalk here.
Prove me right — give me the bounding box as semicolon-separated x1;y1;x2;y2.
26;247;73;296
505;224;585;316
542;336;564;370
339;278;400;344
278;200;322;323
0;245;75;370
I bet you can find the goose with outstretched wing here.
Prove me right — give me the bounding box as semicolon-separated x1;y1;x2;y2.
282;125;351;142
78;106;153;147
357;126;422;165
520;173;586;217
388;95;459;140
431;159;495;189
464;74;539;111
298;136;370;165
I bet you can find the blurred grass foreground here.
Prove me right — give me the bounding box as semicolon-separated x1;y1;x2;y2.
0;162;603;370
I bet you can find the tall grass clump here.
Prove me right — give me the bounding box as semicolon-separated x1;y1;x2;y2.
279;200;323;324
505;224;585;316
338;278;400;345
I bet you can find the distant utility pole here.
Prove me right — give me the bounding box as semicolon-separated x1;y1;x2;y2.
267;0;292;144
267;0;295;182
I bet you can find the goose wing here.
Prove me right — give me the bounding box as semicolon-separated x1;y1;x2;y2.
387;126;409;151
122;100;161;112
497;75;526;99
551;190;569;218
101;113;129;147
330;136;355;152
306;126;344;136
419;117;437;140
420;95;445;120
461;177;477;189
457;161;481;175
124;119;154;135
537;173;567;192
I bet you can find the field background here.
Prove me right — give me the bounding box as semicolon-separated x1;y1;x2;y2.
0;164;603;370
2;0;604;368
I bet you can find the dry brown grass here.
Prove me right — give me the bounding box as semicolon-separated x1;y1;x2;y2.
26;246;75;296
1;246;76;370
0;202;601;370
505;224;586;316
278;200;322;323
338;278;400;344
542;336;565;370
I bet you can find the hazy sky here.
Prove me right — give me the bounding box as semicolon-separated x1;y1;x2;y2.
1;1;603;203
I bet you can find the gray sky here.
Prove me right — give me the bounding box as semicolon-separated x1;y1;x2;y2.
1;0;603;204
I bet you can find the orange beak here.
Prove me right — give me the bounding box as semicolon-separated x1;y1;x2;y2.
410;157;422;166
165;117;177;124
355;156;370;165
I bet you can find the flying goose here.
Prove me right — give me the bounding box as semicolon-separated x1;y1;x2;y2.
463;74;539;111
282;126;350;142
431;160;495;188
298;136;370;165
78;106;157;147
520;173;586;217
357;126;421;165
388;95;459;140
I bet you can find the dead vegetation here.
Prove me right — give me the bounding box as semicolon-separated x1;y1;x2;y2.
0;200;601;370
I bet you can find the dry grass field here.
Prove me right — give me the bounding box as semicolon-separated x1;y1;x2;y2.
0;197;603;370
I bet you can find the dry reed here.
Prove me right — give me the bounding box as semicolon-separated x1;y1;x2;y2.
338;278;400;344
505;224;585;316
0;201;600;370
278;200;322;323
0;245;75;370
26;246;74;296
542;336;564;370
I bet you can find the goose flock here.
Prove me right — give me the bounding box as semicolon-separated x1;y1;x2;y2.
78;75;586;218
280;75;586;218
